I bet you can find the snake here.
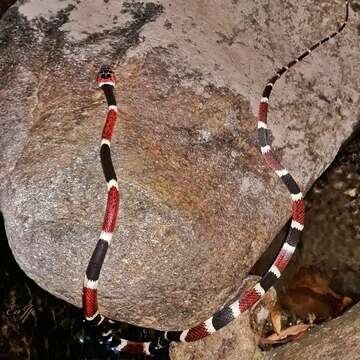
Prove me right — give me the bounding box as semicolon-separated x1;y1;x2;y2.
82;1;349;356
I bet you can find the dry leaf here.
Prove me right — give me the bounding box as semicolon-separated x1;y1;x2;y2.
270;308;282;335
260;324;312;345
279;268;353;321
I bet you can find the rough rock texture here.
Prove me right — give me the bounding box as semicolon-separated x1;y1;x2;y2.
0;0;359;331
170;277;276;360
265;301;360;360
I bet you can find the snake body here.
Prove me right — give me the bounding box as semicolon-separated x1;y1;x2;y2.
82;1;349;356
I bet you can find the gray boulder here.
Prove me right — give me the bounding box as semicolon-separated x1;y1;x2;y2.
0;0;359;330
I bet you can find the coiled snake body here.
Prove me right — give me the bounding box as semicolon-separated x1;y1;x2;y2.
82;1;349;356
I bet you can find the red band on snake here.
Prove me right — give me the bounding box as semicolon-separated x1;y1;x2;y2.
82;2;349;355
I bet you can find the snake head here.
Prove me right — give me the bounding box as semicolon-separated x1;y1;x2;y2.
96;65;116;87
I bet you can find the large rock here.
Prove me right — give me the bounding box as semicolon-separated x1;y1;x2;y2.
0;0;359;330
265;301;360;360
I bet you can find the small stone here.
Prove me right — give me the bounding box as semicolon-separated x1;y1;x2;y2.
344;188;357;197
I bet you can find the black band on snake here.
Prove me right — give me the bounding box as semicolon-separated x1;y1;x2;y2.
82;2;349;356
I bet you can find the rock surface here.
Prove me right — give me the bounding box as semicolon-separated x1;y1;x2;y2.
265;301;360;360
170;276;276;360
0;0;359;330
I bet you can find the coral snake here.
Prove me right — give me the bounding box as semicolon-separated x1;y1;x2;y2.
82;1;349;356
